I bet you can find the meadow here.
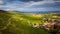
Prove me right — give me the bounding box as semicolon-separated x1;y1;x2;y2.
0;10;60;34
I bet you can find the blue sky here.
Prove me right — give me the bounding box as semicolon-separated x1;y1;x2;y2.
0;0;60;12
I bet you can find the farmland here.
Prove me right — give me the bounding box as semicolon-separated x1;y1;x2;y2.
0;10;60;34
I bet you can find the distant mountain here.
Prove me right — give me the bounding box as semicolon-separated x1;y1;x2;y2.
0;10;60;14
14;10;60;14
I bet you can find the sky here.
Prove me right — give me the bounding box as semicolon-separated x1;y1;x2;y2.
0;0;60;12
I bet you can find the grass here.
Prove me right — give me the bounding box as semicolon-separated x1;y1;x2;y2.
0;10;60;34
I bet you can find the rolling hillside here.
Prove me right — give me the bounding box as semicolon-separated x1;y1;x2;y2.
0;10;60;34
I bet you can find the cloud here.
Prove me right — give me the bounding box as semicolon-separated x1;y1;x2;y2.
0;0;60;12
0;0;4;4
24;1;55;7
26;0;60;7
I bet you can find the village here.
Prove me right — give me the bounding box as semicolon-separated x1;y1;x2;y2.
28;18;60;34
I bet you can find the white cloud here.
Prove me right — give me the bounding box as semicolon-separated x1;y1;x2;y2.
0;0;4;4
24;0;60;7
22;0;56;7
0;0;60;11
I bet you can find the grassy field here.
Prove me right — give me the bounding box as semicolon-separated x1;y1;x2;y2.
0;10;60;34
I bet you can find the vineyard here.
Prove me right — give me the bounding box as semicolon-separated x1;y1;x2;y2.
0;10;60;34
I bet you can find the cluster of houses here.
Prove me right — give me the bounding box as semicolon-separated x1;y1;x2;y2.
28;18;60;34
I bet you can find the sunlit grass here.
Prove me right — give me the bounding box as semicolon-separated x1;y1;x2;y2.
0;11;60;34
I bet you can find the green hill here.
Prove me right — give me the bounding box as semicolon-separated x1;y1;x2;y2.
0;10;50;34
